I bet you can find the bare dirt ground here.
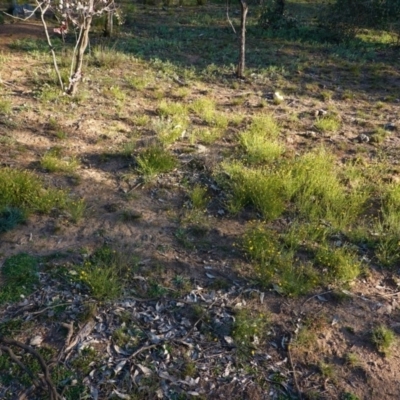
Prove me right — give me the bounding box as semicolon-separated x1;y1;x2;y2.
1;6;400;399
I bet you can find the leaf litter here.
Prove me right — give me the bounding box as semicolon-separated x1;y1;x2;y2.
0;269;295;399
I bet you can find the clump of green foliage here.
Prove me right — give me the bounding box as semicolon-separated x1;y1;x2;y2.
78;246;127;300
238;114;283;163
136;145;177;180
232;308;269;356
220;161;288;220
0;167;67;214
0;253;39;304
41;147;79;173
371;325;396;356
0;207;26;233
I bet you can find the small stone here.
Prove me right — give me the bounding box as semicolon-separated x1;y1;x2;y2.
30;335;43;347
357;134;370;143
384;123;396;131
315;109;327;117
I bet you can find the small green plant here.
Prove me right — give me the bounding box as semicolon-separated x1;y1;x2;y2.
370;127;388;144
133;114;150;126
314;115;341;132
157;100;188;118
315;245;361;283
121;140;136;157
78;246;124;300
0;253;39;304
190;97;216;124
125;74;151;91
91;45;128;68
342;392;360;400
319;361;336;380
0;207;26;233
47;117;67;140
119;209;142;222
41;148;79;173
238;114;282;163
189;127;222;145
371;325;396;356
232;308;268;355
0;167;67;214
65;198;86;223
242;225;319;296
136;145;177;180
220;161;288;220
345;352;361;368
175;227;196;250
152;116;188;146
0;98;12;115
189;185;209;210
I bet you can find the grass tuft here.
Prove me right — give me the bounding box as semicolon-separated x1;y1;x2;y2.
136;145;177;180
371;325;396;356
0;253;39;304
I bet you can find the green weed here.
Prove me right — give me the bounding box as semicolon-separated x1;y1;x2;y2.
0;167;67;214
220;161;287;220
0;98;12;115
0;207;26;233
345;352;361;368
314;115;341;132
136;145;177;180
287;148;367;228
189;127;222;145
152;116;188;146
315;245;361;283
65;198;86;223
78;246;125;300
189;185;209;210
243;226;319;295
157;99;188;118
232;308;268;355
0;253;39;304
41;148;79;173
238;114;282;163
91;45;129;68
371;325;396;356
319;361;336;380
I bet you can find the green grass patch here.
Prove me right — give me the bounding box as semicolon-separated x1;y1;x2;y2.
238;114;282;163
0;253;39;304
78;246;126;300
0;167;67;214
220;161;288;220
315;245;361;283
41;148;79;173
152;116;188;146
371;325;396;356
136;145;177;180
0;207;26;233
232;308;269;356
314;115;341;132
243;225;319;296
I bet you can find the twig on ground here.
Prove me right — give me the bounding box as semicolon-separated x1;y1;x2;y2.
0;337;62;400
287;333;303;400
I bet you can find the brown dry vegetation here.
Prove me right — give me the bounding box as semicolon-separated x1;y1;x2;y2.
1;1;400;399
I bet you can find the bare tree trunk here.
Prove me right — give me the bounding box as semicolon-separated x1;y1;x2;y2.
237;0;248;79
104;11;114;37
66;7;93;95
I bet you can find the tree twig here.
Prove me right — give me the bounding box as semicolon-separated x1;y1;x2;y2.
0;337;62;400
226;0;236;34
